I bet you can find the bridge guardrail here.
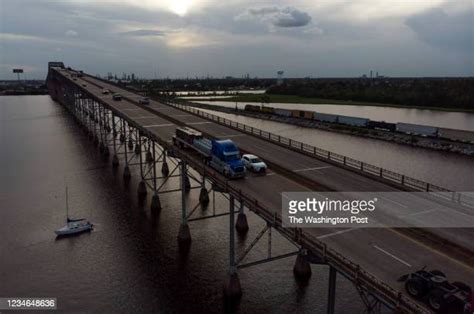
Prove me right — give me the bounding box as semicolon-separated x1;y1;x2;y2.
164;100;474;208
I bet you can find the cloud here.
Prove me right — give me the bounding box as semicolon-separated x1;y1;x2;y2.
65;30;78;37
405;8;473;51
303;26;324;35
120;29;167;37
236;6;312;28
0;32;59;44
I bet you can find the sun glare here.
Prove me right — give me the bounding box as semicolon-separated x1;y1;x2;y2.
168;0;193;16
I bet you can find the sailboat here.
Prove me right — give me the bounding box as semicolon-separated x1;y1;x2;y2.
55;186;93;236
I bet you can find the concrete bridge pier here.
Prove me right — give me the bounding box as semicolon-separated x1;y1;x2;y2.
137;180;147;198
134;143;141;155
102;145;110;157
235;201;249;233
198;173;209;206
150;192;161;212
293;250;312;282
112;154;119;168
184;173;191;193
161;152;169;176
123;165;131;180
146;151;154;163
224;195;242;300
145;140;154;163
134;130;141;155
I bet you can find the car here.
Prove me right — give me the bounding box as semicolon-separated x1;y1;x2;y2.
138;97;150;105
102;89;110;95
82;83;87;87
242;154;267;173
112;94;122;101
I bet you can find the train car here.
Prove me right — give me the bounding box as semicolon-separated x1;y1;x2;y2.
396;123;438;137
291;110;300;118
303;111;314;119
261;106;275;114
338;115;369;127
275;108;292;117
368;120;396;132
244;104;261;112
314;112;339;123
438;127;474;143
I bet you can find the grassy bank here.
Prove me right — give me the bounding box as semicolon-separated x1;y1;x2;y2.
184;93;474;113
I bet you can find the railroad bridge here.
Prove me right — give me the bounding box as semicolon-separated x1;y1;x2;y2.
46;63;473;313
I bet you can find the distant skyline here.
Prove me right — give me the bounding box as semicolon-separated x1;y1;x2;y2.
1;0;473;79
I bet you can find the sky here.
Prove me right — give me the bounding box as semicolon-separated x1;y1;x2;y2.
0;0;473;79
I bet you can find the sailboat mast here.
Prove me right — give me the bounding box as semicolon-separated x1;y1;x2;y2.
65;186;69;220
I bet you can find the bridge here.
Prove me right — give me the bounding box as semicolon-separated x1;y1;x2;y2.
46;63;473;313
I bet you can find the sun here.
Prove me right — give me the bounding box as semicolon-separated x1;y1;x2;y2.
168;0;193;16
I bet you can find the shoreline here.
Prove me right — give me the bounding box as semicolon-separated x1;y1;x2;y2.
185;102;474;156
183;93;474;113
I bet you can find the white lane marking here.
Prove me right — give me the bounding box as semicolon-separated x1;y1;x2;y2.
293;166;332;172
144;124;174;128
379;196;408;208
187;121;213;125
373;245;412;267
132;116;156;119
317;228;361;239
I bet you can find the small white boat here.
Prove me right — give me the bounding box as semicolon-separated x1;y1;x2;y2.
55;218;93;236
55;187;93;236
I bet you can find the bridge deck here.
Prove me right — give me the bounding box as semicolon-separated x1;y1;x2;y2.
56;69;473;302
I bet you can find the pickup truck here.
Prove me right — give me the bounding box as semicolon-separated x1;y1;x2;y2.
173;127;245;179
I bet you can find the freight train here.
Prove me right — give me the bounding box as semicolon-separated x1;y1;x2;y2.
243;105;474;143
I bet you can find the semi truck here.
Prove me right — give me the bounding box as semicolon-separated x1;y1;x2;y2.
398;268;471;313
172;127;246;179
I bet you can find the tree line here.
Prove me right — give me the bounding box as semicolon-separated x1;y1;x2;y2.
266;78;474;110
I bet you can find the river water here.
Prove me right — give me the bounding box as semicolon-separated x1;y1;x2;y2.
197;101;474;132
196;108;474;191
0;96;368;313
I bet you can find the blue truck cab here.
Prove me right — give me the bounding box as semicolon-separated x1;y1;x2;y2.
172;127;245;179
210;140;246;178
